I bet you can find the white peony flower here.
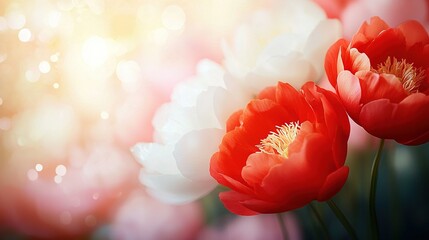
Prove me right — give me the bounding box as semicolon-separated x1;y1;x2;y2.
132;60;250;204
223;0;342;93
132;0;343;204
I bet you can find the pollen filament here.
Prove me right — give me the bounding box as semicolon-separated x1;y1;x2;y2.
257;122;300;158
374;57;425;93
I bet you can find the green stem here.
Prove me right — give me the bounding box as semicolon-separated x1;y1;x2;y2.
309;203;330;240
276;213;288;240
327;200;358;240
369;139;385;240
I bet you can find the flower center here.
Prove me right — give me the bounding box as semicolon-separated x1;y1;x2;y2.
257;122;300;158
374;57;425;93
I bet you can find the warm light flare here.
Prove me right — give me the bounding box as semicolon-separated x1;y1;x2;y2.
82;36;110;67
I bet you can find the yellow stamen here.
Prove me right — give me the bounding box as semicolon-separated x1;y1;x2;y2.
257;122;300;158
374;57;425;93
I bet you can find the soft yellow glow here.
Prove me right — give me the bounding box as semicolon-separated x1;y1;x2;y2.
48;11;62;28
149;28;169;46
50;53;60;62
100;111;110;120
38;61;51;73
25;69;40;82
6;12;26;30
162;5;186;31
18;28;32;42
82;36;109;67
116;60;141;92
52;82;60;89
0;17;7;31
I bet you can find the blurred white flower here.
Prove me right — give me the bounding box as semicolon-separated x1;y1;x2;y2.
132;60;250;204
223;0;342;92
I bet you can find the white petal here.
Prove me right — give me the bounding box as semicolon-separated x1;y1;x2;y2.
249;53;317;91
140;171;217;204
304;19;342;79
171;80;208;107
173;128;225;181
257;33;304;66
152;103;200;144
131;143;179;175
196;87;223;129
195;59;225;87
213;75;253;124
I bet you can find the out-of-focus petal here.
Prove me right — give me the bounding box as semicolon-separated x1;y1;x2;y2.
174;128;225;181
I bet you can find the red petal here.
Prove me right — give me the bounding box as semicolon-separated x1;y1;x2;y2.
257;85;276;101
262;132;335;202
317;166;349;201
394;93;429;144
325;39;349;87
359;94;429;143
241;153;283;188
241;197;305;214
358;99;398;139
336;71;362;120
351;16;390;50
213;129;257;182
276;82;314;122
210;152;254;195
349;48;371;73
241;99;294;143
219;191;259;216
397;20;429;47
400;129;429;146
359;72;408;104
317;86;350;167
363;28;406;67
226;109;243;132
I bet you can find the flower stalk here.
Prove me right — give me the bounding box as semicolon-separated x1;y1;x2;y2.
327;200;357;240
309;203;330;240
369;139;385;240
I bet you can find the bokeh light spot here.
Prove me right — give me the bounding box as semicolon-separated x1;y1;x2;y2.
7;12;26;30
38;61;51;74
54;175;63;184
92;193;99;200
56;164;67;176
27;169;38;181
100;111;110;120
35;163;44;172
25;69;40;82
116;60;141;92
18;28;32;42
162;5;186;31
82;36;109;67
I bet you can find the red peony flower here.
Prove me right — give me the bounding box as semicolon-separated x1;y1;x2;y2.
210;82;350;215
325;17;429;145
